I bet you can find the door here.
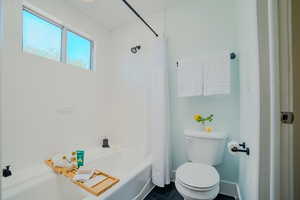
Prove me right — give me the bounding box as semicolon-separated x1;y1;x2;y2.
292;0;300;199
280;0;300;199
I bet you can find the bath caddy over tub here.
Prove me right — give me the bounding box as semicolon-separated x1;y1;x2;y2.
45;159;119;196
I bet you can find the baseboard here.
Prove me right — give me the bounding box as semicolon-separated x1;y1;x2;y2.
219;180;241;200
235;183;242;200
171;170;176;182
134;178;155;200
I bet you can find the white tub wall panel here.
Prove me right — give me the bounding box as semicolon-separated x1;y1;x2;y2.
85;148;148;179
87;152;121;176
109;12;165;154
1;0;114;172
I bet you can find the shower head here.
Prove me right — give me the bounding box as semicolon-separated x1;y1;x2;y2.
131;45;141;54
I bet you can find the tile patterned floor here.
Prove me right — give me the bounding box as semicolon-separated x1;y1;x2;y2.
144;182;235;200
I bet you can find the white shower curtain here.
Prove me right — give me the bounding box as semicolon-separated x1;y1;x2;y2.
148;38;171;187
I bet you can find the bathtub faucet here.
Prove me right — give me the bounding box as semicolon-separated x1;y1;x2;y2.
2;165;12;177
102;137;110;148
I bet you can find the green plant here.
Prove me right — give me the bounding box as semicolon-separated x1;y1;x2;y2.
194;114;214;124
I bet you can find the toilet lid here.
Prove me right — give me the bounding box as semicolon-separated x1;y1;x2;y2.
176;163;219;189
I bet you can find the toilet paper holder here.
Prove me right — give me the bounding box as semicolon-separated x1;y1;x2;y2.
231;142;250;156
239;142;246;149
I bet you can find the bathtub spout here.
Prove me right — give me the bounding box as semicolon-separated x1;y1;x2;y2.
102;137;110;148
2;165;12;177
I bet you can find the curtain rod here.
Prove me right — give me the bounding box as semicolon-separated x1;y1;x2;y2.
121;0;159;37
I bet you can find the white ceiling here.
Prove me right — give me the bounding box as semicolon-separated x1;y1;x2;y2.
64;0;173;30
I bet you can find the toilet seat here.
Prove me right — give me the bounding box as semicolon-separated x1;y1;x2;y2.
176;177;218;192
175;179;219;200
176;163;219;191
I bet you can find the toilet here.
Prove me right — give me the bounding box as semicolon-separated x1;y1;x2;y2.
175;129;228;200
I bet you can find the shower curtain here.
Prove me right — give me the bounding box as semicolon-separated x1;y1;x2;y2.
148;39;171;187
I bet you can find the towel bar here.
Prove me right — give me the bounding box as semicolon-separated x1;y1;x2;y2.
176;52;237;68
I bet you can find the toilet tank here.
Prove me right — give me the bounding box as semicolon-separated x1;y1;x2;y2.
184;129;228;166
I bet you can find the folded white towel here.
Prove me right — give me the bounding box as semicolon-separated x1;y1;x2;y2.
84;175;107;187
52;154;72;168
73;168;95;182
177;58;204;97
203;52;231;96
73;174;93;182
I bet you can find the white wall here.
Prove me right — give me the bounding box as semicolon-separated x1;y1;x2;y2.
110;13;165;154
166;0;240;182
236;0;260;199
110;0;240;183
1;0;113;172
0;0;4;192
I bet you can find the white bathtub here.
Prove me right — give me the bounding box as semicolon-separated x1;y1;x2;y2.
1;147;153;200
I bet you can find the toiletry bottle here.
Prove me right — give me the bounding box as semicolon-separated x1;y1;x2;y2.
76;150;84;168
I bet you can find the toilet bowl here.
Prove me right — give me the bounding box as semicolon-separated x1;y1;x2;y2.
175;163;219;200
174;130;227;200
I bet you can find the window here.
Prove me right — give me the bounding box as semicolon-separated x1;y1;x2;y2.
22;8;62;61
22;7;94;70
67;31;92;70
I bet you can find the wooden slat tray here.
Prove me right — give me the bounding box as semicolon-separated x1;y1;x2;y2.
45;160;120;196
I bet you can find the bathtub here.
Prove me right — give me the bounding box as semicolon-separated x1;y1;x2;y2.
1;147;153;200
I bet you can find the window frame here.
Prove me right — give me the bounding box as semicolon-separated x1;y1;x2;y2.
22;6;94;71
22;6;64;62
65;29;94;71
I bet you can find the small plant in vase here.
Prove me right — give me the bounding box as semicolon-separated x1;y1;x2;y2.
194;114;214;132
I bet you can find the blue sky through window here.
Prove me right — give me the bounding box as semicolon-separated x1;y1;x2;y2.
23;10;62;61
67;31;92;70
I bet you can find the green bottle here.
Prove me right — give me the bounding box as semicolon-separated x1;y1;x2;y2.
76;150;84;168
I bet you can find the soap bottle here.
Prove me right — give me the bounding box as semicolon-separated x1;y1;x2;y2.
76;150;84;168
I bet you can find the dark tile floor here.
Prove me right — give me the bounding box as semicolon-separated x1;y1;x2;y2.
144;182;235;200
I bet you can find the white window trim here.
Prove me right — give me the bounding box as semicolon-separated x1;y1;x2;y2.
21;2;95;71
22;1;63;25
65;29;94;71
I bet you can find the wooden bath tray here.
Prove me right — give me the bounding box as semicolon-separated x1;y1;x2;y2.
45;160;120;196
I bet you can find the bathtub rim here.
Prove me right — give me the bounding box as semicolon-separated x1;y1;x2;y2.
1;146;152;200
83;156;152;200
